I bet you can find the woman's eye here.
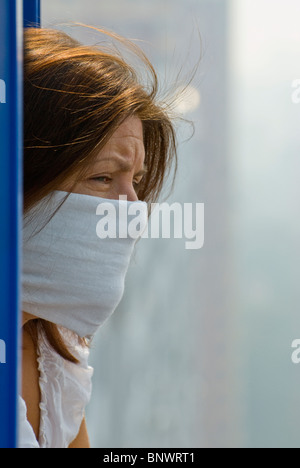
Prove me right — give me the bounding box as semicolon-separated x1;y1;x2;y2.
91;176;112;184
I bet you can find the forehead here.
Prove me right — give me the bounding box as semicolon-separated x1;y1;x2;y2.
94;116;145;167
110;116;144;142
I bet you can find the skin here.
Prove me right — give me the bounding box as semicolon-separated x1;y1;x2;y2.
22;116;146;448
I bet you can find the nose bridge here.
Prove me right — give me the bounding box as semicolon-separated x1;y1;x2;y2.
118;178;138;202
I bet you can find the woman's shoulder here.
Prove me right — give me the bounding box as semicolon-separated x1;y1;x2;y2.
36;323;94;448
18;395;40;448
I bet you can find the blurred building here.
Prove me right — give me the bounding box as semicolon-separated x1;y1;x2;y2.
42;0;300;449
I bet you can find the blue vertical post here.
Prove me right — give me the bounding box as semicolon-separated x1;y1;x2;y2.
23;0;40;28
0;0;40;449
0;0;23;448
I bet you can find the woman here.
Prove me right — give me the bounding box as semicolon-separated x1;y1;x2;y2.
20;26;177;448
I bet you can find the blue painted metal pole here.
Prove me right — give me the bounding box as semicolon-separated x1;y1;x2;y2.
0;0;23;448
23;0;40;28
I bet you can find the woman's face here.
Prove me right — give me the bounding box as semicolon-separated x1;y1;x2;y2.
59;116;147;201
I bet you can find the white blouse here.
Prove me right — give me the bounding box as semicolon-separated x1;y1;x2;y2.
18;324;94;448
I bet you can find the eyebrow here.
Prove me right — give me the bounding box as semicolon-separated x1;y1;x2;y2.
93;156;148;176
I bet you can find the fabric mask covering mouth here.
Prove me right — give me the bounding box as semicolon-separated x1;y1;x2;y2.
22;191;148;339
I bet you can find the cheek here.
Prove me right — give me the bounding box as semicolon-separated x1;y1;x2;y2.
79;179;120;199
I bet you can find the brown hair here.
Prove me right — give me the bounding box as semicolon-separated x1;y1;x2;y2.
23;26;178;362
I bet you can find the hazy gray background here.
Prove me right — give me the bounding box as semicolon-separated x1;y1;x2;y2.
43;0;300;448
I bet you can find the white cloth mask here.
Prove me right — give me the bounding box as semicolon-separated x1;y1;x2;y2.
22;191;148;338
